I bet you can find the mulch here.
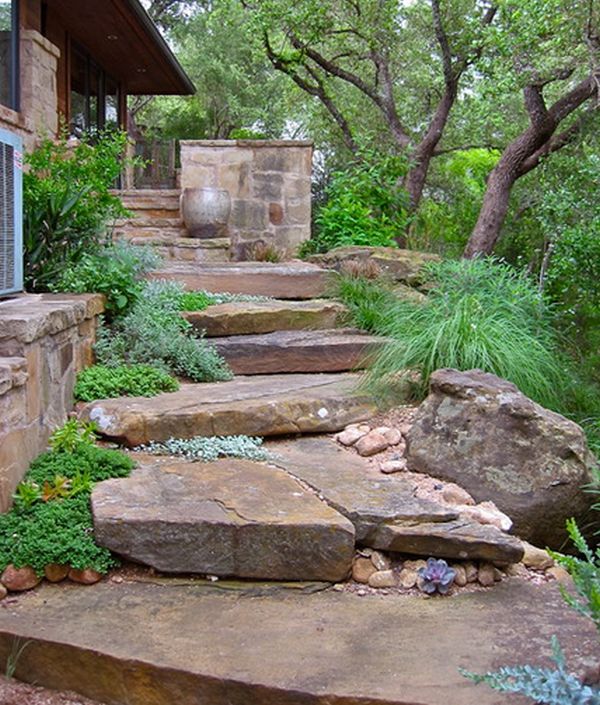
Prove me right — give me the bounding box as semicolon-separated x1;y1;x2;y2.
0;676;106;705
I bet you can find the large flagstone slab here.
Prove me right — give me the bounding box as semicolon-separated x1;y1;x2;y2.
79;373;376;446
212;329;385;374
184;298;347;337
0;579;595;705
271;437;524;563
92;458;355;581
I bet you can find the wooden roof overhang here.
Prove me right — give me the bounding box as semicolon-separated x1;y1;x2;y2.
44;0;195;95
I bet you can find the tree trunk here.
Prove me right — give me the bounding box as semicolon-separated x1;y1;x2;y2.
463;162;517;258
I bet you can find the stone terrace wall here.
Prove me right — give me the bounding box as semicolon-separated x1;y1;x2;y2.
180;140;313;257
0;293;103;511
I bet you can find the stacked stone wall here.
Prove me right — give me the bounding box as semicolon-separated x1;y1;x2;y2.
180;140;313;257
0;293;103;511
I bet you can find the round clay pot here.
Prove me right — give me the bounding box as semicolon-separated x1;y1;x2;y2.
181;187;231;239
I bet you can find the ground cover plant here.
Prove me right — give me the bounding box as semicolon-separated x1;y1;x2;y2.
0;420;134;576
95;280;233;382
74;364;179;402
136;435;269;462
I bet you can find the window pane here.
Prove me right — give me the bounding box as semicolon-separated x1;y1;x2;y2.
105;76;119;130
70;48;87;136
0;0;16;109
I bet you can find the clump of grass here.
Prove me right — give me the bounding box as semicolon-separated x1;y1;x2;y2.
357;258;568;410
337;276;397;333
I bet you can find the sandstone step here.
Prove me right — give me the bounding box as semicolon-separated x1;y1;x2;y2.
92;458;355;580
1;580;594;705
79;373;375;446
212;329;385;375
115;216;183;229
114;189;181;210
185;299;348;337
147;261;336;299
270;437;524;563
114;227;187;241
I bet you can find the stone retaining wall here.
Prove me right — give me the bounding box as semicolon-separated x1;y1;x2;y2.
180;140;313;258
0;293;104;511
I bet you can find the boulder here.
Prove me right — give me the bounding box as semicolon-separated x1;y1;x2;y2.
1;565;41;592
406;369;597;548
308;246;440;286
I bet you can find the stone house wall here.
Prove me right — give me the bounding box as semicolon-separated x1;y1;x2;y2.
180;140;313;257
0;29;59;151
0;293;103;511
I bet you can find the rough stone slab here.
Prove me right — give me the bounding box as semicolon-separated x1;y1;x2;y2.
185;299;348;337
308;246;440;285
213;329;385;374
370;520;524;563
147;261;336;299
271;437;523;563
92;458;354;581
79;373;375;446
0;580;596;705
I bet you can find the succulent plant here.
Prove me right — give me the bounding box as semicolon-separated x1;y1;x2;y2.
417;558;456;595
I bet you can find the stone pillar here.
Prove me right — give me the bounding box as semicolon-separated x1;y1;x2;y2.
180;140;313;258
20;29;60;140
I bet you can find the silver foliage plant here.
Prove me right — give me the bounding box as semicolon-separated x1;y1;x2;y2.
462;637;600;705
136;435;270;462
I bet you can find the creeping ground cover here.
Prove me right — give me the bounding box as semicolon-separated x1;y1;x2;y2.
0;420;134;576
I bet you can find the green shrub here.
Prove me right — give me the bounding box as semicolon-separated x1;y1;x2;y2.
52;241;162;319
75;364;179;402
0;421;134;576
23;131;130;291
363;259;566;409
305;151;410;255
95;280;232;383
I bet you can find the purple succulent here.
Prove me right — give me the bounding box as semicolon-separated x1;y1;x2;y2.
417;558;456;595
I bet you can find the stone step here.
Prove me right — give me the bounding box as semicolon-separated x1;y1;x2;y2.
184;299;348;337
115;189;181;211
114;227;187;241
92;458;355;581
212;329;385;375
1;580;594;705
115;216;183;229
270;437;524;563
79;373;375;446
147;261;336;299
122;236;231;263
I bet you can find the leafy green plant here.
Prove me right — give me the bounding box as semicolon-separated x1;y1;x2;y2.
178;289;272;312
75;364;179;402
306;151;410;255
364;258;566;410
23;130;130;291
137;435;269;462
179;290;215;312
95;280;232;382
1;423;134;576
49;418;98;454
51;241;162;319
548;520;600;632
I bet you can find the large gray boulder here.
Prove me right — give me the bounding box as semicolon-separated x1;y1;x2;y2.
406;369;597;548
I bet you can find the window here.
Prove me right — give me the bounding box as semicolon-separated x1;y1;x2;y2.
70;43;121;136
0;0;19;110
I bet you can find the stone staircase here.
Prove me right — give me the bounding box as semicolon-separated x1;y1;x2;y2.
1;260;592;705
78;260;524;582
113;189;231;263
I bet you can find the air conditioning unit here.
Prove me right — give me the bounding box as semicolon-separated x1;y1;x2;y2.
0;128;23;297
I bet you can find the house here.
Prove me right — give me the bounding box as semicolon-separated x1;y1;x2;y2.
0;0;193;511
0;0;194;149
